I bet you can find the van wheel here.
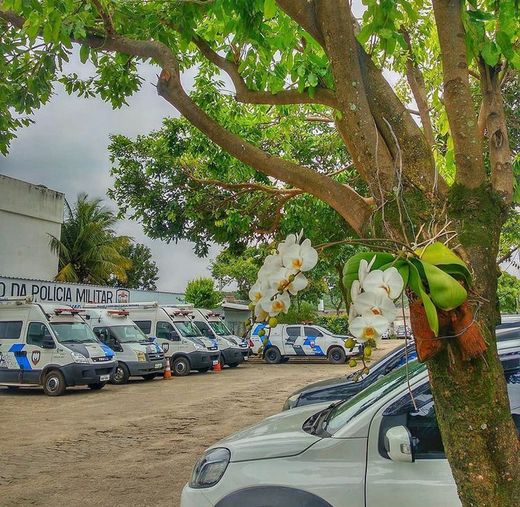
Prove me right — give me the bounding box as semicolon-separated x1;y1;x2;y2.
172;357;190;376
327;347;346;364
88;382;106;390
43;370;66;396
111;363;130;385
142;373;157;380
264;347;282;364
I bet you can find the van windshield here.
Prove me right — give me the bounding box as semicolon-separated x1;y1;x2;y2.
209;321;231;336
193;321;214;337
325;361;426;434
175;321;203;338
111;325;149;343
51;322;99;344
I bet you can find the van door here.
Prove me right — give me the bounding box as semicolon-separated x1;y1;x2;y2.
365;381;459;507
156;321;182;356
282;325;302;356
0;320;25;383
302;326;326;357
23;322;56;384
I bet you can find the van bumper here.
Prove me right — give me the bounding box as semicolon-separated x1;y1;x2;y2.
61;361;117;386
188;351;215;370
220;348;244;366
127;360;165;376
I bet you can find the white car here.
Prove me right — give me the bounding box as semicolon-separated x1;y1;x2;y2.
181;339;520;506
250;323;360;364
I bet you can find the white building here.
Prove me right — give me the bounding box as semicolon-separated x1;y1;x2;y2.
0;174;64;280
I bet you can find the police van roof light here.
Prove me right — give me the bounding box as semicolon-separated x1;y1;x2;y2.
54;308;85;315
107;309;129;316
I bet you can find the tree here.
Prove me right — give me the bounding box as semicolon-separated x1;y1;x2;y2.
49;193;131;285
114;242;159;290
184;277;221;309
2;2;519;504
497;272;520;314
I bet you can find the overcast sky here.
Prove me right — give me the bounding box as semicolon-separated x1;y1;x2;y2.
0;58;222;293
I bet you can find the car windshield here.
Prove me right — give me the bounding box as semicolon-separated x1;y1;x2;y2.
209;320;231;336
325;360;426;434
110;325;149;343
175;321;203;338
51;322;99;344
346;344;413;380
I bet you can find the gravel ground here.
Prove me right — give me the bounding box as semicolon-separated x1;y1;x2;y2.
0;341;400;507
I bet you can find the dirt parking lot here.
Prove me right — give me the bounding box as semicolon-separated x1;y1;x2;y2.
0;342;399;507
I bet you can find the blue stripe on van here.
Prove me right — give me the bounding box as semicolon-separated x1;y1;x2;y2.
8;343;32;370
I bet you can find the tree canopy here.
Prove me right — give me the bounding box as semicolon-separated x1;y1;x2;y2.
184;277;221;308
111;242;159;290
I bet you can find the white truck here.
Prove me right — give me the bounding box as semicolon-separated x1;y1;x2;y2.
250;323;360;364
190;309;246;368
119;303;220;376
83;307;166;384
0;299;117;395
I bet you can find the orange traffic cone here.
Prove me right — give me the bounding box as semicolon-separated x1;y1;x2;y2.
213;361;222;372
163;358;172;379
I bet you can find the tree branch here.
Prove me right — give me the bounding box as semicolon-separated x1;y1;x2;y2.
91;0;115;36
189;34;338;108
498;246;519;265
432;0;485;188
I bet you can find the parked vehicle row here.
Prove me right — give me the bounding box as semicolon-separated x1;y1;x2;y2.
181;337;520;507
0;299;251;395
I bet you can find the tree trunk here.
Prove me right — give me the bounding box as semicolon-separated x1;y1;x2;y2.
397;184;520;506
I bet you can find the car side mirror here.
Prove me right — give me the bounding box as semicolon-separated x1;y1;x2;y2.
41;337;55;349
384;425;415;463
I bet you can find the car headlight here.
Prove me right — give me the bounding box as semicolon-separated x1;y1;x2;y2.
137;351;146;362
189;448;230;488
195;343;204;350
283;393;300;411
71;351;89;364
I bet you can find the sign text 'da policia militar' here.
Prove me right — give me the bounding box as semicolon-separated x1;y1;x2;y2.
0;277;130;304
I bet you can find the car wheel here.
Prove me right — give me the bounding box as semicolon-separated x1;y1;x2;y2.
327;347;346;364
111;362;130;385
43;370;66;396
264;347;282;364
197;367;210;373
88;382;106;390
172;357;190;376
142;373;157;380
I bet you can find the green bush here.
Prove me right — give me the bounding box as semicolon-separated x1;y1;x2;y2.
277;301;318;324
315;314;349;334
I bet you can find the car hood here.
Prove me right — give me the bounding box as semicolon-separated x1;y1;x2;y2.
64;342;114;359
213;403;329;462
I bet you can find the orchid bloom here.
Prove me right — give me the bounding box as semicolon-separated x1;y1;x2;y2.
362;267;404;299
350;279;362;302
358;256;376;286
268;268;308;295
260;290;291;316
249;280;268;304
258;254;283;279
277;234;297;257
349;314;390;342
254;302;269;321
354;291;398;322
282;238;318;272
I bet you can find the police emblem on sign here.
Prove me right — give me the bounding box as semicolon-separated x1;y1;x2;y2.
31;351;41;365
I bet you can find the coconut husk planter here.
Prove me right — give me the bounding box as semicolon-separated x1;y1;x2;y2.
409;299;445;362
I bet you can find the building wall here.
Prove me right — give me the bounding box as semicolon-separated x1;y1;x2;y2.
0;174;64;280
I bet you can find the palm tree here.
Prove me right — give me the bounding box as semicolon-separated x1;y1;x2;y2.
49;193;132;285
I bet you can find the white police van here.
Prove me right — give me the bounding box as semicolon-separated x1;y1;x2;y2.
250;323;360;364
190;309;246;368
83;307;166;384
115;303;219;376
0;299;116;396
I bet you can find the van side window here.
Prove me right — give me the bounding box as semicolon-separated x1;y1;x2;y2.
304;327;323;337
0;321;23;340
134;320;151;334
157;321;175;339
286;327;301;337
27;322;52;347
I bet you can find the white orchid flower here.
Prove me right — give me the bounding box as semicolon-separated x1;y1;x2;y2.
249;280;268;304
348;303;359;322
349;314;390;342
362;267;404;299
282;238;318;272
277;234;297;257
350;279;362;302
268;268;308;295
254;302;269;321
258;254;283;280
357;256;376;286
260;290;291;316
354;291;398;322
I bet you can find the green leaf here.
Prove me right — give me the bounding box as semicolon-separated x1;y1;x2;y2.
307;72;318;87
416;241;468;269
79;44;90;64
409;262;439;335
343;252;396;299
481;41;500;67
263;0;276;19
416;259;467;311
